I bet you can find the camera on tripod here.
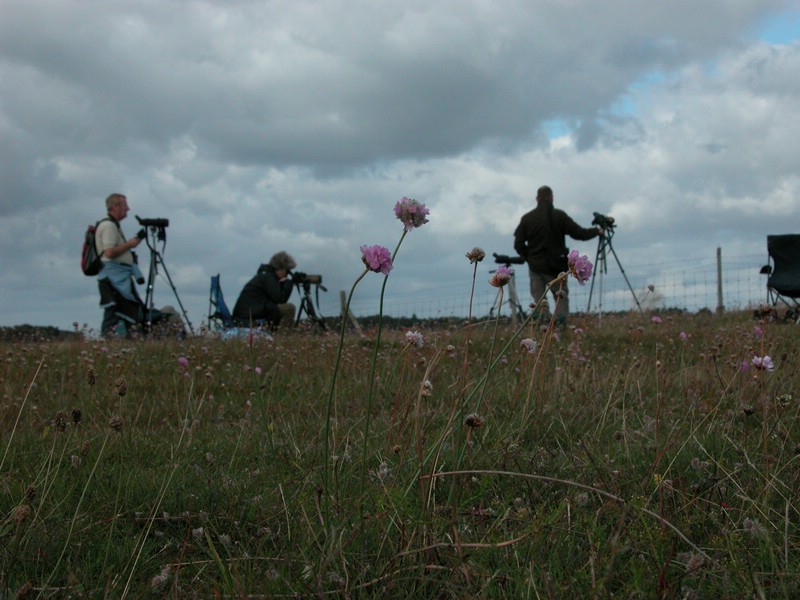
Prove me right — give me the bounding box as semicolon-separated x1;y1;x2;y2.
136;216;170;228
292;272;323;286
493;253;525;266
592;212;615;229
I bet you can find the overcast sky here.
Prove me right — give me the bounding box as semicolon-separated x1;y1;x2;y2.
2;0;800;333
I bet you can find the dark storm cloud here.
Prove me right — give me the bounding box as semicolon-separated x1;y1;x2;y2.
1;0;798;329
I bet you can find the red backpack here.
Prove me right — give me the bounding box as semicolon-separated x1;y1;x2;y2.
81;218;110;276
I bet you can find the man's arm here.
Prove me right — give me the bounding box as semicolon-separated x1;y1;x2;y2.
103;237;141;259
513;222;528;257
562;213;600;242
258;272;294;304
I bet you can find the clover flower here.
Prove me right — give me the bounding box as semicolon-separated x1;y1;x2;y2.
466;247;486;263
394;197;430;231
360;245;393;275
751;355;775;372
489;265;512;287
567;250;593;285
405;330;424;348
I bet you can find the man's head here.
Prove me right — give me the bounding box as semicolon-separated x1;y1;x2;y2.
269;251;297;272
106;193;129;221
536;186;553;204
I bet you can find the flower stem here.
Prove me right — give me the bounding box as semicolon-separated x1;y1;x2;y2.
324;268;368;521
359;230;407;524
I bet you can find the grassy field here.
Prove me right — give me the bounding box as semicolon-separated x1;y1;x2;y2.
1;308;798;598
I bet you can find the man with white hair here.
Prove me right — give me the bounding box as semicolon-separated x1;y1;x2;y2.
96;193;145;337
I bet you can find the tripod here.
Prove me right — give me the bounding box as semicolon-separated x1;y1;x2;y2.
586;224;642;315
294;280;327;331
489;254;527;324
140;221;195;335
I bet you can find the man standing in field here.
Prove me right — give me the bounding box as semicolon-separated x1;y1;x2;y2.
513;185;602;324
95;193;145;337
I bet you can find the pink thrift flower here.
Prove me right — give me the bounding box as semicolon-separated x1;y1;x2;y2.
679;331;688;341
567;250;593;285
394;197;430;231
753;325;763;339
178;356;189;368
255;367;263;376
520;338;537;354
489;265;512;287
651;315;663;324
740;360;751;373
405;330;424;348
751;355;775;372
360;245;393;275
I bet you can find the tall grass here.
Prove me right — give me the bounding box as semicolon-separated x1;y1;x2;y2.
1;308;799;598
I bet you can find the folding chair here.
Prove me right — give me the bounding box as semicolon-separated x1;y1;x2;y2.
759;234;800;323
208;274;271;337
208;274;234;330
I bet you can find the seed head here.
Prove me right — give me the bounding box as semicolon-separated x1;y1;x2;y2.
86;367;97;386
109;415;124;432
114;377;128;397
13;504;31;524
464;413;484;428
54;411;67;433
465;247;486;263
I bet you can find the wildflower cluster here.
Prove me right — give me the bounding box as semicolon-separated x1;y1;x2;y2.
489;265;512;288
394;197;430;231
360;245;393;275
405;330;424;348
567;250;593;285
751;355;775;372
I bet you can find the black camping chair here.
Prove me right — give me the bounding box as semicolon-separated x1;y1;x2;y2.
759;234;800;323
208;274;235;330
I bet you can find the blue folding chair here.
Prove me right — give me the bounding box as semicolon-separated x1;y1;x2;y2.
208;274;234;330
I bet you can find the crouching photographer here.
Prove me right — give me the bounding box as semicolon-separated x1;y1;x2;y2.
232;251;298;330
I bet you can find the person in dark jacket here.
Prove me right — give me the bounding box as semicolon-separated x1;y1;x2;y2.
232;251;297;329
513;185;602;322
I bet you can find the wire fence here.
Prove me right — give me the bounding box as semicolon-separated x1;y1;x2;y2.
312;250;772;321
